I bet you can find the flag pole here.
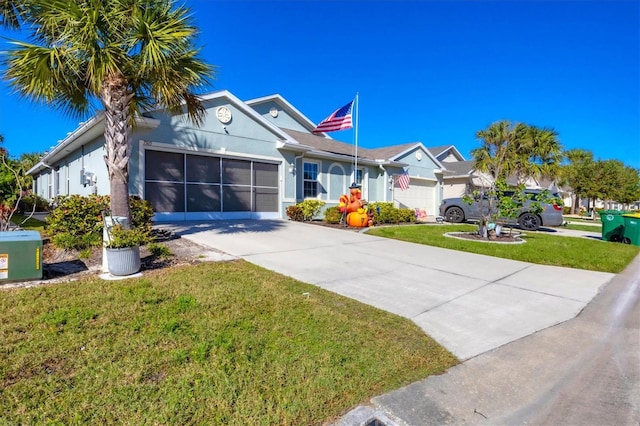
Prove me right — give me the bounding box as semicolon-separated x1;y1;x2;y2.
354;92;359;183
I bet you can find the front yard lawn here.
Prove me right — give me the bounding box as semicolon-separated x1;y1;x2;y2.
6;213;46;232
564;223;602;232
0;261;457;425
367;224;639;273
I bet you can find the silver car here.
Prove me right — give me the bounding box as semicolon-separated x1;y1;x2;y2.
439;189;564;231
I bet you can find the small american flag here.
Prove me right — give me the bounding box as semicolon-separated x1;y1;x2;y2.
397;172;410;191
312;100;353;133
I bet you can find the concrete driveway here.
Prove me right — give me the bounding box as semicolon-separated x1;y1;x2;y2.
160;220;614;361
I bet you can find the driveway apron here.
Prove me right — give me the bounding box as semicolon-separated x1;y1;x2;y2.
161;220;614;361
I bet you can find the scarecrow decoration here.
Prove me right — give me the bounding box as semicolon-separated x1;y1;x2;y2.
339;183;374;227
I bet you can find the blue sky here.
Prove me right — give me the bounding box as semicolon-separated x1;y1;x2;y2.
1;0;638;169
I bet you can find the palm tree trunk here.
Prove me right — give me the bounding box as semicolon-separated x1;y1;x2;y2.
572;194;579;215
102;75;134;225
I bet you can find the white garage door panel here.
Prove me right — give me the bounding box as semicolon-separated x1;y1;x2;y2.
394;179;436;217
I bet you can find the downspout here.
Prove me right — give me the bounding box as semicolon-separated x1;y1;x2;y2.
293;153;304;201
379;164;388;202
433;168;443;219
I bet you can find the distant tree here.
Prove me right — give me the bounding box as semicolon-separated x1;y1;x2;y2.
17;152;42;191
562;149;597;214
594;160;640;209
617;166;640;208
0;136;40;200
0;135;16;202
0;135;24;229
2;0;215;226
594;160;623;209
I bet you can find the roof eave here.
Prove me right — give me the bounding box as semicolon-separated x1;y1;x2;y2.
27;115;161;175
245;94;324;135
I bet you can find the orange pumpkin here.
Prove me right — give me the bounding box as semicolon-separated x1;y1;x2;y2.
346;211;369;227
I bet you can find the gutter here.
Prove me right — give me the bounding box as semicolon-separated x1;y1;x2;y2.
26;115;160;176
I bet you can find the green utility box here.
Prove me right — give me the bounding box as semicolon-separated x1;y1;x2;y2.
0;231;43;282
621;213;640;247
598;210;625;242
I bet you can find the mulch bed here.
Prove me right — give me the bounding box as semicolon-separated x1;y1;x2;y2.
3;230;217;289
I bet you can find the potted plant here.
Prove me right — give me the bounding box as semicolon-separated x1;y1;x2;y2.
104;225;148;276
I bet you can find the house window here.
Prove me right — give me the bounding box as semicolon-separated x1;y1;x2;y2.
355;168;363;186
355;167;368;199
55;169;61;196
303;162;319;198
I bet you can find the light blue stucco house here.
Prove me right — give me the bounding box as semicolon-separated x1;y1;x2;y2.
28;91;447;221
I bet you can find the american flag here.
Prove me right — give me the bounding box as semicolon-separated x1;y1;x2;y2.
312;100;353;133
397;172;410;191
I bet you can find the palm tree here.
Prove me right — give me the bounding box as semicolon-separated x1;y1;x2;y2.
2;0;214;224
563;149;596;214
0;0;21;28
473;120;562;185
471;120;562;238
472;120;522;183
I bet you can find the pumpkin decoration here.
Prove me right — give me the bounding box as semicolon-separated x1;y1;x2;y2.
346;210;369;227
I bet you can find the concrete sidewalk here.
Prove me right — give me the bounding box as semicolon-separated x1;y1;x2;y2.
366;251;640;425
160;220;613;361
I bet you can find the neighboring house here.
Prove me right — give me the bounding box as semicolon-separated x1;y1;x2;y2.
440;160;476;199
28;91;446;221
428;144;466;164
428;145;472;199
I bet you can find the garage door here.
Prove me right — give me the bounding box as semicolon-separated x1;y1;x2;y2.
393;178;436;218
144;150;280;221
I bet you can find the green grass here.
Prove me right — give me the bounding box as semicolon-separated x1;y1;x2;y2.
367;224;639;273
0;261;457;425
564;223;602;232
8;213;46;232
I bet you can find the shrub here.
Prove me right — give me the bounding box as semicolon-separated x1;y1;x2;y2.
148;242;172;258
47;194;109;241
78;248;93;259
298;199;326;221
105;225;150;249
286;205;304;222
399;208;416;223
17;194;50;213
0;203;16;231
47;195;154;250
369;202;415;224
130;196;154;232
52;232;102;250
324;206;342;224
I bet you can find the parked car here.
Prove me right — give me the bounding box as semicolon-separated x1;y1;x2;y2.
438;189;564;231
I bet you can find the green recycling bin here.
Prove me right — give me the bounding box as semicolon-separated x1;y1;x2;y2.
599;210;625;242
621;213;640;246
